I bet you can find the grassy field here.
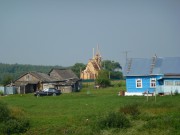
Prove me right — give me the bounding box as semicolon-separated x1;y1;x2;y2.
0;83;180;135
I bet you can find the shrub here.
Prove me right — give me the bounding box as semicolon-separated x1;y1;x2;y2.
97;112;131;129
0;102;10;122
0;91;3;96
3;118;30;134
174;90;179;96
95;70;111;87
0;101;30;134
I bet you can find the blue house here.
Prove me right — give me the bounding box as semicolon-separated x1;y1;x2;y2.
123;56;180;96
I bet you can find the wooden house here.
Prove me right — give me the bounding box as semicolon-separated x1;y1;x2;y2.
13;72;56;94
49;68;81;93
12;69;81;94
123;56;180;96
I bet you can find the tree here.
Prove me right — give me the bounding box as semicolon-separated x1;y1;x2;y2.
102;60;123;79
95;70;111;87
71;63;86;78
102;60;122;71
2;75;13;86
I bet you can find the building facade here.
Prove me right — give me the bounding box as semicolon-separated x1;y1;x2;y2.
123;56;180;96
80;48;102;80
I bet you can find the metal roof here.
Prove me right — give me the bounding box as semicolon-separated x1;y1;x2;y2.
123;57;180;76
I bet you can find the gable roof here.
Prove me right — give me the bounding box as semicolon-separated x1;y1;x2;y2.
14;71;56;83
123;57;180;76
49;68;79;81
30;72;56;82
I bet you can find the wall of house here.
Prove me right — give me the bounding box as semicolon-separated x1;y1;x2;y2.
126;75;162;93
42;83;55;90
58;86;72;93
156;78;180;94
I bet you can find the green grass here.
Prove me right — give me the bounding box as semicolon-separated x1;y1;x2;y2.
0;85;180;135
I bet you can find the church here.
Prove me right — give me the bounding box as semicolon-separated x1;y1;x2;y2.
80;47;102;80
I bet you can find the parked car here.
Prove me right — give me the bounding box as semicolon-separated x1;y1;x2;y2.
34;88;61;97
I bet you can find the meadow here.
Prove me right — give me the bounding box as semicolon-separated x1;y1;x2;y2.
0;82;180;135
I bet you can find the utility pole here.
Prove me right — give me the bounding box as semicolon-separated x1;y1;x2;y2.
124;51;129;64
122;51;130;64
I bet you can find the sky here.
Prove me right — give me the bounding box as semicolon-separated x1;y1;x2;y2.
0;0;180;68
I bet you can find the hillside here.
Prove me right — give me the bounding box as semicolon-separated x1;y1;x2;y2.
0;63;64;85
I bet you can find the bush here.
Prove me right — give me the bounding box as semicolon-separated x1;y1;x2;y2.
0;91;3;96
116;81;126;87
97;112;131;129
0;101;30;134
174;90;179;96
3;118;30;134
0;102;10;122
95;70;111;87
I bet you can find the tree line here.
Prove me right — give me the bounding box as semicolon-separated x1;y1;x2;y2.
0;60;123;86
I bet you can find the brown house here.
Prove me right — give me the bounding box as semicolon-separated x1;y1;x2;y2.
13;72;56;94
12;69;81;94
49;69;81;93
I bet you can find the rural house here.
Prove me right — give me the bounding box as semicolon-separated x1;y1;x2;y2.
10;69;81;94
123;56;180;96
12;72;56;94
49;68;82;93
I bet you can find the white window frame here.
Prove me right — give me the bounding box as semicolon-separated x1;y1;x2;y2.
150;78;156;88
164;80;173;86
136;79;142;88
175;81;180;86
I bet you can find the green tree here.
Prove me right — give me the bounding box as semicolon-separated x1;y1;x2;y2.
71;63;86;78
95;70;111;87
102;60;122;71
102;60;123;79
2;75;13;86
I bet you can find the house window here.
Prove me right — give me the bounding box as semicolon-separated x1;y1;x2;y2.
165;81;173;86
136;79;142;88
175;81;180;86
150;78;156;88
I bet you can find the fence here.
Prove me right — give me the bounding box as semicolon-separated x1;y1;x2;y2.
0;86;17;95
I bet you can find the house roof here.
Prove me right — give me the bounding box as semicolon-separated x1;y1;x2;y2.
30;72;56;82
49;68;79;81
14;72;56;83
123;57;180;76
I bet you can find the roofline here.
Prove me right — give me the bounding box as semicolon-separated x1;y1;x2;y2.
13;71;52;83
48;68;71;74
13;72;32;83
124;74;163;77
